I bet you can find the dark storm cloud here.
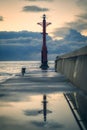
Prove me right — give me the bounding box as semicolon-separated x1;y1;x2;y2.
63;10;87;33
52;27;70;39
0;30;87;61
65;0;87;34
0;16;4;21
76;13;87;20
76;0;87;10
66;19;87;32
22;5;49;12
52;28;87;42
0;31;41;40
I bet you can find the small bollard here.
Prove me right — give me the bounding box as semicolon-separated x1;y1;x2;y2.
21;67;26;76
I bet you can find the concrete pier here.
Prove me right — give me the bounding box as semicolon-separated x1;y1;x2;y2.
55;46;87;93
0;62;87;130
1;71;77;93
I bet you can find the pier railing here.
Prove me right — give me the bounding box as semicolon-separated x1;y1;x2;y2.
55;46;87;93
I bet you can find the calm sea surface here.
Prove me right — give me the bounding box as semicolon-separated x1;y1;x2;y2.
0;61;54;83
0;61;87;130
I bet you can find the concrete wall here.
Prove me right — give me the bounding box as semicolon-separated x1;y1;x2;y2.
55;46;87;93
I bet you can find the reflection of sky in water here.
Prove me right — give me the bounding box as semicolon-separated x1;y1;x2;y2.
0;93;80;130
31;121;63;129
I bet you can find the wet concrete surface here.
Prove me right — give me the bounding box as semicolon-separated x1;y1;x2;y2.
0;70;87;130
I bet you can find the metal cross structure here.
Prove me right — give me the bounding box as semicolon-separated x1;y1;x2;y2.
37;14;51;70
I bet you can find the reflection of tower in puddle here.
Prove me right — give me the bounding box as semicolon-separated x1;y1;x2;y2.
38;94;52;122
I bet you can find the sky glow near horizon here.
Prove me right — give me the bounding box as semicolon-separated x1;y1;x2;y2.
0;0;87;39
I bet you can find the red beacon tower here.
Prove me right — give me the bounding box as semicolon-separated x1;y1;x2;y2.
37;14;51;70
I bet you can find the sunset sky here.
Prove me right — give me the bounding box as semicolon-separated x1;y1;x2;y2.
0;0;87;39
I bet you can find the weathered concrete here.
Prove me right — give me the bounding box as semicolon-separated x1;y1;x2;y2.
55;46;87;93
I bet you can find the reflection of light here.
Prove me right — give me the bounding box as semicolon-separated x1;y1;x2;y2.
81;30;87;36
52;36;64;40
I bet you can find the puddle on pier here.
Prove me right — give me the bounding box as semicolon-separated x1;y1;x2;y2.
0;92;87;130
0;61;87;130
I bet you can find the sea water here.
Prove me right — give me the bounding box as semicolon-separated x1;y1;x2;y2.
0;61;54;83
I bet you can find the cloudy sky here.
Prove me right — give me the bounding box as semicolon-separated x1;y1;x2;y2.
0;0;87;39
0;0;87;60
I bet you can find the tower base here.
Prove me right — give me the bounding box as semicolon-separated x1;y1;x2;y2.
40;62;49;70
